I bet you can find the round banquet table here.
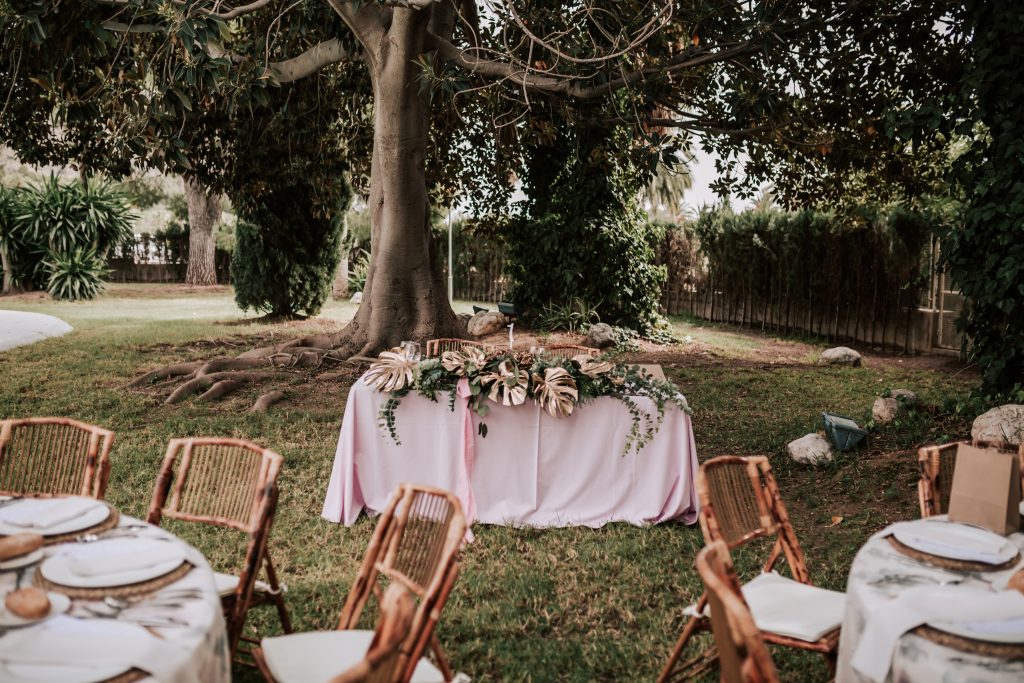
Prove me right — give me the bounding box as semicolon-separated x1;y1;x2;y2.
0;505;230;683
836;520;1024;683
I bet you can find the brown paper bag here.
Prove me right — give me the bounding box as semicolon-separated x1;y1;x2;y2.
947;443;1021;535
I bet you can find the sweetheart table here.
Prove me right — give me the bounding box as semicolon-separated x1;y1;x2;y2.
322;375;700;529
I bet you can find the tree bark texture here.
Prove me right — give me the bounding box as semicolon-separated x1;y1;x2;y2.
183;177;222;286
337;7;462;353
332;217;350;300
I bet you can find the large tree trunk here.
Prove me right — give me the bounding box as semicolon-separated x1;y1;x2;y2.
183;177;222;286
335;8;462;354
0;244;19;295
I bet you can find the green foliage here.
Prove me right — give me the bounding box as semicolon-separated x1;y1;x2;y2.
690;203;939;342
231;185;346;318
348;249;370;293
942;0;1024;396
508;125;667;335
537;298;601;334
3;175;133;296
44;246;107;301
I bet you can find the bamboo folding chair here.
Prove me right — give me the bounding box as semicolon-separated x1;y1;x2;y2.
659;456;841;682
918;439;1024;517
146;437;291;663
545;344;599;360
697;541;780;683
425;338;490;358
326;584;415;683
0;417;114;499
253;483;466;683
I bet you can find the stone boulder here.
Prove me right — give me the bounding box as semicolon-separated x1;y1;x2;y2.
787;433;834;465
971;404;1024;445
350;291;363;304
467;311;508;337
819;346;862;367
872;389;919;425
585;322;616;349
457;313;473;329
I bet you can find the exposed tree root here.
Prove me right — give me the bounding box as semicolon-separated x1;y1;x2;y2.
197;380;244;402
165;371;286;405
127;361;205;388
195;357;270;376
251;390;285;413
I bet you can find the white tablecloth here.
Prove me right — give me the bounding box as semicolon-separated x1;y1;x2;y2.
0;513;229;683
322;376;700;528
836;523;1024;683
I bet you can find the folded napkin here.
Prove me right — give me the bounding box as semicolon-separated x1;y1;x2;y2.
0;497;100;530
65;539;185;578
887;517;1016;565
852;586;1024;682
0;615;192;683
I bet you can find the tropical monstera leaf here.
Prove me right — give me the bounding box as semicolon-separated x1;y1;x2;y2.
483;360;529;407
441;346;486;375
532;367;578;418
573;355;614;378
365;347;417;392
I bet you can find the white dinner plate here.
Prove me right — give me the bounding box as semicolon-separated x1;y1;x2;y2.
0;548;43;571
929;616;1024;644
39;547;187;588
0;498;110;537
892;519;1018;565
0;592;70;628
0;661;129;683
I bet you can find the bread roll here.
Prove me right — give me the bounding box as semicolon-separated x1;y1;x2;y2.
0;532;44;561
5;587;50;619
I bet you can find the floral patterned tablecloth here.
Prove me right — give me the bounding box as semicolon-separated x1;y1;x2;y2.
836;523;1024;683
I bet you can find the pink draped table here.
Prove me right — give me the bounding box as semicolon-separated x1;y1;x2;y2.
322;374;700;529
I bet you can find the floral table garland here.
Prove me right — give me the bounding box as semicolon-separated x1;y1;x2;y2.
363;345;690;455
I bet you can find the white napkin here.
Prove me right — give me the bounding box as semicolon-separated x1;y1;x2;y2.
64;539;185;577
0;615;192;683
851;586;1024;682
887;517;1016;565
0;497;99;530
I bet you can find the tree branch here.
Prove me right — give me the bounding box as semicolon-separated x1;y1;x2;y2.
266;37;349;82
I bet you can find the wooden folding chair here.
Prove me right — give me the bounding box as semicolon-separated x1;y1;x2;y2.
697;541;779;683
0;417;114;499
425;338;490;358
147;437;291;663
659;456;841;682
545;344;599;360
253;483;466;683
918;439;1024;517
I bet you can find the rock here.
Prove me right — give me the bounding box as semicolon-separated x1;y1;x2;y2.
467;311;507;337
585;322;616;349
787;433;834;465
819;346;862;367
872;398;900;425
872;389;919;425
971;404;1024;445
350;291;363;304
457;313;472;328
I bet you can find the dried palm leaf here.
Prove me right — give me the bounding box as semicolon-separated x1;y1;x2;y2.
483;360;529;406
365;348;417;392
574;355;615;378
441;346;486;375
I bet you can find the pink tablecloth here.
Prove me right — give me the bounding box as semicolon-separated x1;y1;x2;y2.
321;376;700;528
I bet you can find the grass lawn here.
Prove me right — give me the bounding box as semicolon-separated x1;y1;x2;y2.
0;284;980;681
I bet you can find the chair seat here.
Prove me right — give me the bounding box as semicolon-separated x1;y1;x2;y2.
214;571;277;597
687;572;845;644
261;629;445;683
741;572;845;643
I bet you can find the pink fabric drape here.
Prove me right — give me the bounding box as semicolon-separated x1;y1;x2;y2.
322;375;700;529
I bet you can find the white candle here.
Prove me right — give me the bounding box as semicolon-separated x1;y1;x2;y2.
508;323;514;350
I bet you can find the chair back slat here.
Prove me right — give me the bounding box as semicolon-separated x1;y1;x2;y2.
918;439;1024;517
425;338;490;358
0;418;114;499
339;483;465;683
698;541;779;683
329;584;416;683
698;456;809;583
544;344;599;360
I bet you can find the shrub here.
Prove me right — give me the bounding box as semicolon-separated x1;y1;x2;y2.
231;184;345;318
45;246;107;301
537;298;601;333
348;249;370;293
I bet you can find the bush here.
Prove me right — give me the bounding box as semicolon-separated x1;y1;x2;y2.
537;297;601;333
5;175;134;297
508;127;666;334
231;184;345;318
45;247;107;301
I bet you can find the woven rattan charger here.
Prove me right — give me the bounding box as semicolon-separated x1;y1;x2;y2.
887;536;1021;572
34;559;194;600
912;624;1024;658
